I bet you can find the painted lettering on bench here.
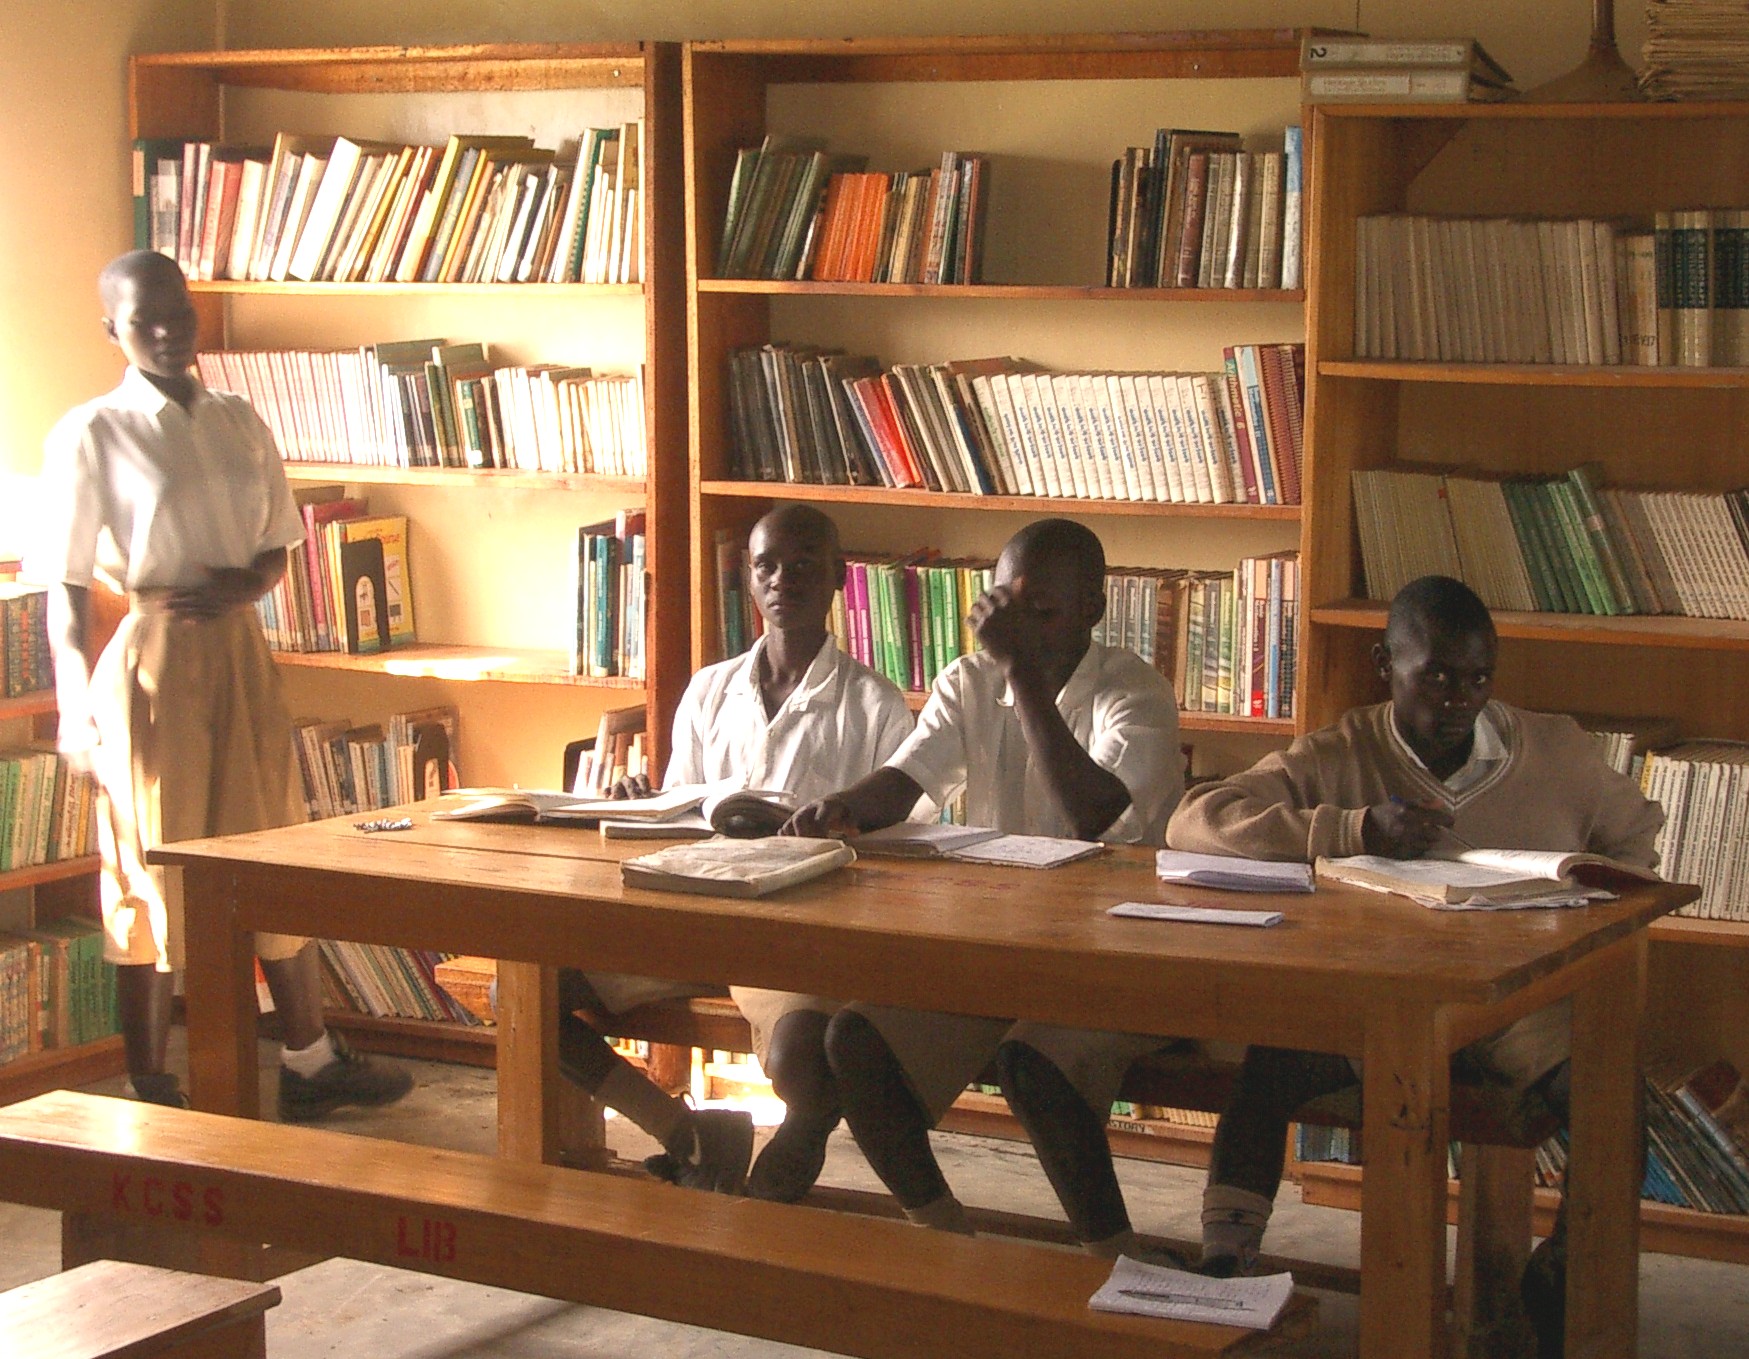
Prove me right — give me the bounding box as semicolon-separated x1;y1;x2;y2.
110;1172;224;1225
396;1215;457;1262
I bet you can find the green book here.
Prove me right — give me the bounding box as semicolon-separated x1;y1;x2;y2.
1565;463;1641;614
1499;480;1559;612
1545;478;1616;614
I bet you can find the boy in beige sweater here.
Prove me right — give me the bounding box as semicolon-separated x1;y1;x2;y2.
1167;575;1660;1358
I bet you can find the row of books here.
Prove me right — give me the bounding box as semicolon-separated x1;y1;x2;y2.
0;919;117;1064
570;704;649;798
0;749;98;873
316;942;482;1027
1352;465;1749;621
727;342;1306;505
1644;742;1749;923
139;123;643;285
0;585;51;699
1353;210;1749;367
1106;128;1304;291
197;346;647;477
716;138;989;283
572;512;647;681
293;706;455;824
1299;35;1516;105
718;538;1298;720
258;489;416;655
1641;0;1749;101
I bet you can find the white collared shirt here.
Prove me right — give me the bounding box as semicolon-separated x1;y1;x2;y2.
26;367;304;592
889;641;1183;844
664;634;914;802
1389;703;1508;797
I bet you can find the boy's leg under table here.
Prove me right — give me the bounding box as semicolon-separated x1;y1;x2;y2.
1354;935;1645;1359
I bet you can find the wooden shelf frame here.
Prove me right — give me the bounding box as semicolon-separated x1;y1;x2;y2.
131;40;692;769
0;1036;127;1107
273;643;645;688
0;856;102;895
684;30;1318;692
0;690;57;723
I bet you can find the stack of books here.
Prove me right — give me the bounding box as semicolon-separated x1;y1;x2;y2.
0;749;98;872
1106;126;1304;290
1300;36;1515;103
198;344;646;475
0;584;51;698
1643;741;1749;922
1353;210;1749;367
1351;463;1749;621
136;123;643;285
572;511;646;682
717;137;989;283
726;342;1305;506
0;919;118;1064
258;487;415;655
1641;0;1749;101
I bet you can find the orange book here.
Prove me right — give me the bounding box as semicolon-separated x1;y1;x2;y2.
812;173;856;281
844;174;889;283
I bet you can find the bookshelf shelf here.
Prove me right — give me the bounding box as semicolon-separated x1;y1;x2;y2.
0;1035;127;1107
1310;601;1749;654
188;280;644;298
1319;359;1749;390
696;279;1305;303
0;856;103;895
283;463;647;494
700;480;1301;521
323;1010;497;1068
0;690;57;722
274;644;645;688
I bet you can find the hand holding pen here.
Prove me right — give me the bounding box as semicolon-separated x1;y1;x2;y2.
1362;794;1461;858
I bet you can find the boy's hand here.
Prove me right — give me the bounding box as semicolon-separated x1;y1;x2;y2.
610;773;655;800
1362;798;1453;859
969;581;1040;669
781;797;857;839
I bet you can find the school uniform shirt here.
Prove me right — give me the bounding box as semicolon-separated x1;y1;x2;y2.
889;640;1183;846
27;366;304;591
664;633;914;804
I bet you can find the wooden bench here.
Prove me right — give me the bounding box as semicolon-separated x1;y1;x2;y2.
0;1259;279;1359
0;1090;1313;1359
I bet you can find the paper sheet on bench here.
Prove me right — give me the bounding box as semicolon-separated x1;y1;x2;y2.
1089;1255;1294;1330
1109;901;1284;927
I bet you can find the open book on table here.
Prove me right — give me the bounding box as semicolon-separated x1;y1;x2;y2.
597;786;800;839
430;784;713;825
854;823;1106;869
1315;848;1659;909
620;835;855;898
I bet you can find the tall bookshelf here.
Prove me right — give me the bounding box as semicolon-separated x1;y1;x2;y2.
1299;100;1749;1263
683;31;1318;775
127;44;690;1059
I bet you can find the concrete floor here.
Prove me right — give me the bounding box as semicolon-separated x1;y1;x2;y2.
3;1036;1746;1358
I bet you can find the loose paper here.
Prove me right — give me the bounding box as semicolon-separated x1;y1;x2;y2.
1088;1255;1294;1329
1156;850;1314;893
1109;901;1284;927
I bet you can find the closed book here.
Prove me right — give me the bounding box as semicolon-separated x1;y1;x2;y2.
1303;68;1515;102
1300;35;1513;83
621;836;857;898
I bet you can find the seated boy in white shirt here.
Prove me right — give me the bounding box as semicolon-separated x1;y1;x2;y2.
565;504;913;1200
784;518;1182;1239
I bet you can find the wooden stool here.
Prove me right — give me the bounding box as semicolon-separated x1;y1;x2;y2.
0;1259;280;1359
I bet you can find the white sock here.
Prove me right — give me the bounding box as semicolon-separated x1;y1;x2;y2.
281;1032;339;1077
1201;1185;1272;1267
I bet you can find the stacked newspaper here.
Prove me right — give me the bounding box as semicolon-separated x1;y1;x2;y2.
1641;0;1749;99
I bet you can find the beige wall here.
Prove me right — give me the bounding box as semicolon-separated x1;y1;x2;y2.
0;1;214;544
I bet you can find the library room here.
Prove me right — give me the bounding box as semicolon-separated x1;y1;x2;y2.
0;1;1744;1357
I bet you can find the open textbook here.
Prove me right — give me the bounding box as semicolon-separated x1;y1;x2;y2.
430;784;712;824
855;823;1106;868
1088;1254;1294;1330
1315;848;1659;909
620;835;855;897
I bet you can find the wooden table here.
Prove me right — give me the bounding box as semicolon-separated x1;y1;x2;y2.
154;813;1693;1359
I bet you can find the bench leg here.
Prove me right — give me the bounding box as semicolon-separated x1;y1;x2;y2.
1452;1143;1537;1359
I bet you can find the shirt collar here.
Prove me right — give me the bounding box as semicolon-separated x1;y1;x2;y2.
999;639;1102;710
118;365;209;414
1389;702;1506;785
728;633;841;714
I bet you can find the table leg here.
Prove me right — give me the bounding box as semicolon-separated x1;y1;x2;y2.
1565;938;1644;1358
1361;1000;1452;1359
179;864;258;1118
496;961;591;1166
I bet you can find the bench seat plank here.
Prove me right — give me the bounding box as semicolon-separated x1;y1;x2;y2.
0;1092;1311;1359
0;1259;279;1359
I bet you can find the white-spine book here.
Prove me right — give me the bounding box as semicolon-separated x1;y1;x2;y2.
269;151;329;282
1574;219;1606;366
1024;373;1075;498
971;372;1029;495
1071;374;1119;499
318;150;392;283
1619;230;1660;366
994;373;1047;496
1043;374;1091;498
1098;370;1140;496
1516;219;1554;364
1254;150;1284;290
1353;214;1375;357
1112;373;1162;502
224;157;269;282
1535;221;1569;365
1190;373;1238;504
1145;372;1188;502
287;136;370;282
1210;373;1251;503
495;168;545;282
1593;220;1622;366
1281;126;1304;290
1198;152;1234;288
1447;219;1484;361
1171;374;1216;503
1222;151;1254;289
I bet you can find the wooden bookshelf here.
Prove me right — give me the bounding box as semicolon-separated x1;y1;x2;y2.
282;463;648;494
0;1036;126;1107
323;1011;497;1068
1299;98;1749;1257
683;32;1316;757
942;1089;1216;1168
273;643;645;687
0;691;58;723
